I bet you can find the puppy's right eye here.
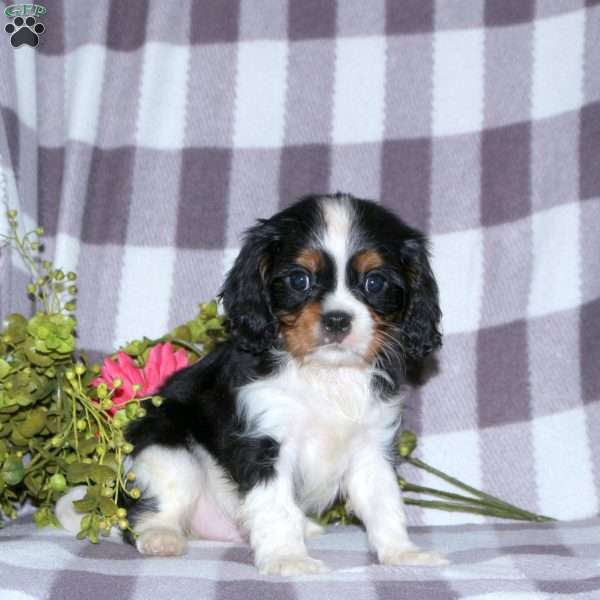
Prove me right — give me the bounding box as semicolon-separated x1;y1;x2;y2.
288;269;311;292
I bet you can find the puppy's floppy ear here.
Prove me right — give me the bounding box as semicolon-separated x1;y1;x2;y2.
220;219;278;354
399;236;442;361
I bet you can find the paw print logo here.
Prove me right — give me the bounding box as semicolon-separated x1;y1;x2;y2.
5;16;45;47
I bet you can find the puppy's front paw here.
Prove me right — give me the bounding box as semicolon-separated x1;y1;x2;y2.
137;528;188;556
258;554;330;576
379;546;448;567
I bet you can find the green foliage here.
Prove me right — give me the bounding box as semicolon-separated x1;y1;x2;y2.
0;210;224;541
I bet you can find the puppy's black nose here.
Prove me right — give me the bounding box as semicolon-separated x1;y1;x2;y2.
321;311;352;341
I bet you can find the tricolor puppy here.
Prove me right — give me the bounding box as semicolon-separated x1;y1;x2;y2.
124;194;445;575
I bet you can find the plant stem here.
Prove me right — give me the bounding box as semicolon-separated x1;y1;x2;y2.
403;498;536;520
401;481;506;508
406;457;555;522
8;222;49;312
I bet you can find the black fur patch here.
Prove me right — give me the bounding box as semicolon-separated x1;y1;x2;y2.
125;342;281;495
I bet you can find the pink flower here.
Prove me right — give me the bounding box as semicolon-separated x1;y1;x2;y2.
143;342;189;395
92;342;189;415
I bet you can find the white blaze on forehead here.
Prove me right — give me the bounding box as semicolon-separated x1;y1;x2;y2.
320;198;355;294
318;199;374;358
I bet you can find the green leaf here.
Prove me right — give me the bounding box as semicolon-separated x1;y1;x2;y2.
45;415;60;434
204;318;223;332
171;325;192;341
4;313;27;344
45;335;61;351
56;338;74;354
10;426;29;446
80;513;92;529
24;338;53;367
98;497;118;516
4;313;28;330
36;325;51;340
78;437;98;457
73;496;98;513
66;462;94;484
15;393;33;407
122;340;145;356
31;380;54;402
24;472;43;495
2;456;25;485
0;359;11;380
17;408;47;437
92;464;116;483
200;301;218;319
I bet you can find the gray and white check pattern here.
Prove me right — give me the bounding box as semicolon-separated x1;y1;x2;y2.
0;1;599;597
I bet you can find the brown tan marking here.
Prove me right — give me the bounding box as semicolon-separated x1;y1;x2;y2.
365;308;386;361
295;248;323;273
352;249;384;273
280;302;321;359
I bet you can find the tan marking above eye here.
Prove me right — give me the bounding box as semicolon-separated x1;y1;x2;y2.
295;248;323;273
352;249;384;273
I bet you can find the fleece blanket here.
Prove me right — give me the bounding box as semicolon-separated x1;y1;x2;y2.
1;513;599;599
0;1;599;597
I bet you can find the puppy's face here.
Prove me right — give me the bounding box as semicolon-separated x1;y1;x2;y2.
222;195;441;383
269;202;407;367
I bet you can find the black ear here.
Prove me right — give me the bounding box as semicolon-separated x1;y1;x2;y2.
399;237;442;361
220;220;278;354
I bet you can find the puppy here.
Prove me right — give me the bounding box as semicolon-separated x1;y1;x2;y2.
123;193;445;575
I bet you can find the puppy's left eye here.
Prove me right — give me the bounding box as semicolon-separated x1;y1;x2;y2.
288;269;311;292
364;272;386;295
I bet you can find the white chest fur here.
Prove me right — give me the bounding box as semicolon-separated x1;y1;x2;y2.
237;360;401;512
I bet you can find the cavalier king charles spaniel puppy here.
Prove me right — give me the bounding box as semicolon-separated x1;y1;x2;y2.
123;193;445;575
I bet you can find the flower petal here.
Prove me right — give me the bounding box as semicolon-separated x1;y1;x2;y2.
160;343;177;381
116;352;145;387
100;357;120;383
174;348;189;370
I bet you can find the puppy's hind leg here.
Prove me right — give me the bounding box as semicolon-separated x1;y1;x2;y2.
125;445;203;556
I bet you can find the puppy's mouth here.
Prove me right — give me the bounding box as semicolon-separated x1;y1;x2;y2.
309;341;369;366
316;342;345;351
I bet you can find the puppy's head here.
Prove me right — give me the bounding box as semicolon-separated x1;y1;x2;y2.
221;194;441;383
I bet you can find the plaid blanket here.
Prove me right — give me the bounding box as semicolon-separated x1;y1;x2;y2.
1;513;599;599
0;0;599;597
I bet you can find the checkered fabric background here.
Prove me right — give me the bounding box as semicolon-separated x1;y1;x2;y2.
1;0;599;534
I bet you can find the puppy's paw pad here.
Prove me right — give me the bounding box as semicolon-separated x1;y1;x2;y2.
380;548;448;567
137;529;187;556
304;519;325;538
259;555;329;576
